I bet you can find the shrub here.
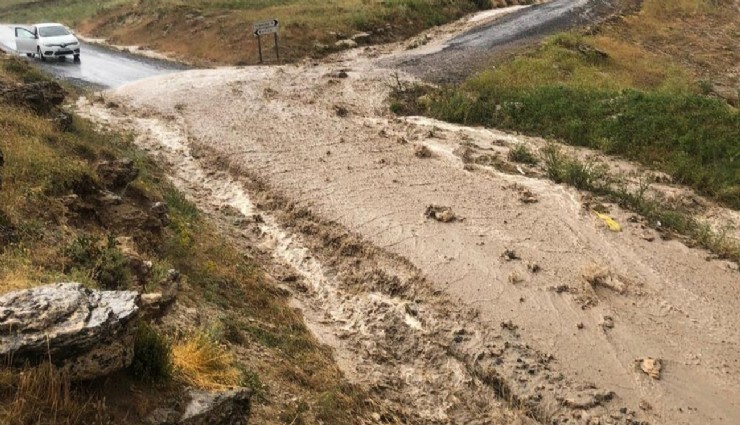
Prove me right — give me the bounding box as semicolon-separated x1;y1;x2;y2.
507;144;538;165
129;323;173;384
94;245;130;289
172;333;241;391
542;145;607;191
62;234;101;271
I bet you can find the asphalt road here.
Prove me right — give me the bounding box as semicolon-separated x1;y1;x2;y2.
394;0;618;82
0;1;616;87
0;25;184;88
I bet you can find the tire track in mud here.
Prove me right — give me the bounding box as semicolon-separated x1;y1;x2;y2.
77;98;643;425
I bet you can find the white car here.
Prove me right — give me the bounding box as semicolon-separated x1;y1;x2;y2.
14;23;80;62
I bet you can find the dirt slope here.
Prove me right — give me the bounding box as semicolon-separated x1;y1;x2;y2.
79;10;740;425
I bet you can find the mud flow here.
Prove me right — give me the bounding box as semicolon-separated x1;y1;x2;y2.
77;5;740;425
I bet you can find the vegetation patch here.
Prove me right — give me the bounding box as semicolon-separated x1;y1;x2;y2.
172;333;241;391
129;322;173;384
393;2;739;210
0;56;365;424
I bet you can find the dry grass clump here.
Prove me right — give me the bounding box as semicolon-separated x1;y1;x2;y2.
172;334;242;391
0;363;105;425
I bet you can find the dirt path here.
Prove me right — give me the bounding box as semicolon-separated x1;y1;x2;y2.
78;9;740;425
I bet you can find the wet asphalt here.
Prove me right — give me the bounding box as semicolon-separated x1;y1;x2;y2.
0;1;616;87
0;25;185;89
393;0;618;82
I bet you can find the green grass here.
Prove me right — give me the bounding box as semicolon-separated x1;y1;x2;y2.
398;29;740;209
427;84;739;209
541;145;739;262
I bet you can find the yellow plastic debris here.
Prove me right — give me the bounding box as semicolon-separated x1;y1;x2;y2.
595;212;622;232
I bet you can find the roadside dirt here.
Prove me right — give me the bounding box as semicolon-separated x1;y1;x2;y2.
77;8;740;425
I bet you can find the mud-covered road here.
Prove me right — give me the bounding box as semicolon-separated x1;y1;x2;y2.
77;8;740;424
393;0;619;82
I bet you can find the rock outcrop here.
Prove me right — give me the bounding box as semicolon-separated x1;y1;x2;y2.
96;158;140;190
0;282;140;380
147;388;252;425
0;80;66;114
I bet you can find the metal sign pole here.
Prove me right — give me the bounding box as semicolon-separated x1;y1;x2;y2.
274;32;280;62
257;34;263;64
253;19;279;64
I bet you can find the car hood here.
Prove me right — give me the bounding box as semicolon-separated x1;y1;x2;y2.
40;34;79;45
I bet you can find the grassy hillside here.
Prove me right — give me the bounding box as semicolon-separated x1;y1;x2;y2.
0;54;363;424
396;0;739;209
0;0;535;64
389;0;739;261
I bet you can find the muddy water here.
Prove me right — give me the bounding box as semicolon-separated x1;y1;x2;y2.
77;99;539;424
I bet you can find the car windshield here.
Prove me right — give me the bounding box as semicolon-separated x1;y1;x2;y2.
38;26;70;37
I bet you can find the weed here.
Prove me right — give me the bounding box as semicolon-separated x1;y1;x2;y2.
129;322;173;384
508;144;538;165
238;366;265;401
94;241;131;290
62;234;101;271
540;149;740;263
0;363;106;425
172;333;241;391
542;145;607;191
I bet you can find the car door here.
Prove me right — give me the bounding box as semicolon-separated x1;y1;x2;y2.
14;27;37;54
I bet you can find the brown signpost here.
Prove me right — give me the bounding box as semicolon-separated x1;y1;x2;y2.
253;19;279;64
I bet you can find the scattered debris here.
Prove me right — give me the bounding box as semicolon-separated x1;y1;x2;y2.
601;315;615;330
552;284;570;294
639;400;653;411
424;205;456;223
577;322;584;330
527;263;542;273
500;320;518;331
334;39;358;49
519;189;538;204
508;271;524;284
502;249;520;261
638;357;662;380
583;265;628;294
327;69;349;79
595;212;622;232
414;144;432;158
334;105;349;117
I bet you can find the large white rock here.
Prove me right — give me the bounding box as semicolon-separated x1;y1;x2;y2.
0;282;140;380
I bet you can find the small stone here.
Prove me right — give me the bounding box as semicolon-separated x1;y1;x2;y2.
414;144;432;158
502;249;520;261
638;357;662;380
179;388;252;425
601;315;615;330
424;205;456;223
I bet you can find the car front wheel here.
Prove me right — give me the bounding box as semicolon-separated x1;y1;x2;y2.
73;54;80;62
37;48;46;61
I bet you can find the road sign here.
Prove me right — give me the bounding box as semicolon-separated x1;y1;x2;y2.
254;27;278;36
253;19;280;64
253;20;279;32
